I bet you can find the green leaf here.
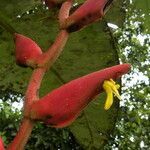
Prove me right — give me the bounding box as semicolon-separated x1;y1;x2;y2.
0;0;41;18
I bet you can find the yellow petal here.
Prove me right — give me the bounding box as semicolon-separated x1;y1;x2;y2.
104;90;113;110
103;81;114;110
106;79;121;100
111;86;121;100
103;79;121;110
116;84;120;89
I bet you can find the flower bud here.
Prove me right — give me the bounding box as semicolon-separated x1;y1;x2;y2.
30;64;131;128
14;33;42;68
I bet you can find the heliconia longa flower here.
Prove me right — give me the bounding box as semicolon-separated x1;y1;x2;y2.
0;137;5;150
14;33;43;68
30;64;131;128
61;0;113;32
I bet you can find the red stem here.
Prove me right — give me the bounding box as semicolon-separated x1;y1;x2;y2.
35;0;73;69
7;68;45;150
58;0;73;26
7;118;34;150
24;68;46;115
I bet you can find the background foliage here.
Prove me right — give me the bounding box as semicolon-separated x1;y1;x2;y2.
0;0;149;149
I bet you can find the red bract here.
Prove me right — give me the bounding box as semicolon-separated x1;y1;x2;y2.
0;137;5;150
14;33;42;68
61;0;113;32
30;64;131;128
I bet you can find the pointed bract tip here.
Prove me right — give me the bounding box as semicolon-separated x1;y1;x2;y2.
118;63;131;75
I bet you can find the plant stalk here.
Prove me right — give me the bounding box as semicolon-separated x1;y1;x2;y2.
7;68;45;150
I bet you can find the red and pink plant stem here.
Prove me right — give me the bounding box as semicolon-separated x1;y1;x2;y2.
58;0;73;26
7;1;73;149
7;68;46;150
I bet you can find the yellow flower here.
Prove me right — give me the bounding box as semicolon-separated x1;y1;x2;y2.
103;79;121;110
